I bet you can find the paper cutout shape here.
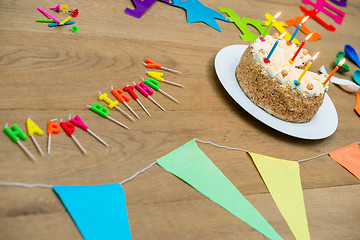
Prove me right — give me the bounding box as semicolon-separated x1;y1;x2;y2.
157;140;282;240
249;152;311;240
125;0;172;18
53;183;132;240
329;0;347;7
329;143;360;179
299;5;336;31
285;16;322;42
172;0;229;32
264;13;300;44
355;92;360;116
302;0;345;24
219;7;265;41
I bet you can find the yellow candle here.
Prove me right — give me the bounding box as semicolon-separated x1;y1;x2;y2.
295;52;319;85
60;16;71;25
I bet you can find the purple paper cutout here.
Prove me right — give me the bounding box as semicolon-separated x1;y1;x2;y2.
302;0;345;24
329;0;347;7
125;0;173;19
172;0;229;32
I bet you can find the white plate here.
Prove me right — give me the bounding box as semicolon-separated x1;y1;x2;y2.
214;45;338;140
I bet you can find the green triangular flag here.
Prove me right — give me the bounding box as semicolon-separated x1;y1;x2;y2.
249;152;310;240
157;140;282;240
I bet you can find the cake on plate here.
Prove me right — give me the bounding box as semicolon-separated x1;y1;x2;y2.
235;34;328;123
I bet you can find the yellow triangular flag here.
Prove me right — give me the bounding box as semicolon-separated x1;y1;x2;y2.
249;152;310;240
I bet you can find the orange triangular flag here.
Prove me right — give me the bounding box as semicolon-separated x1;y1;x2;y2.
329;143;360;179
355;92;360;116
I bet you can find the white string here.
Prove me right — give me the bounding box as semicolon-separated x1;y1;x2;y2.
194;138;247;152
0;181;53;188
194;138;360;163
0;140;359;189
119;161;158;185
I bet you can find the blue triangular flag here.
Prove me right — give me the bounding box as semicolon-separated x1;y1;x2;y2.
53;183;132;240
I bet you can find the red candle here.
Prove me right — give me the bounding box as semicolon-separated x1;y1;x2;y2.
290;33;313;63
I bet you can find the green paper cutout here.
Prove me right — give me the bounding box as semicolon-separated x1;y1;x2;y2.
218;7;265;42
157;140;282;240
335;52;350;73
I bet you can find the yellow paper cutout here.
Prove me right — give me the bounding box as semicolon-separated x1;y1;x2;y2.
264;13;300;44
249;152;311;240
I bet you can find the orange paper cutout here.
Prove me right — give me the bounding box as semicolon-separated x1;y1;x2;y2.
355;92;360;116
329;143;360;179
285;16;322;42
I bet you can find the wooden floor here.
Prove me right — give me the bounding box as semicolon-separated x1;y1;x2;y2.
1;0;359;239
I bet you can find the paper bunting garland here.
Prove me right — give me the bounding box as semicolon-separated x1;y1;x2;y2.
329;142;360;179
249;152;311;240
172;0;229;32
218;7;265;41
157;140;283;240
125;0;172;18
53;183;132;240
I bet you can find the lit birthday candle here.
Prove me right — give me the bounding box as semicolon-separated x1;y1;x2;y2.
60;120;87;154
290;33;313;63
26;118;44;156
264;32;286;63
4;123;36;161
288;16;309;44
294;52;319;86
47;119;61;154
133;82;166;111
123;85;151;117
147;71;184;88
142;77;180;103
87;103;130;130
98;92;135;122
69;115;109;147
323;59;346;86
111;86;140;119
260;12;281;41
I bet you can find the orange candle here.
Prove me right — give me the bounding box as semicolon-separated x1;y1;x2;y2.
323;59;346;85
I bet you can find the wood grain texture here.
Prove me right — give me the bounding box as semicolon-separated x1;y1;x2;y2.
0;0;359;239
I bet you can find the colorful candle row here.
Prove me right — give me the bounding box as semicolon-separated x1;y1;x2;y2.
4;63;182;160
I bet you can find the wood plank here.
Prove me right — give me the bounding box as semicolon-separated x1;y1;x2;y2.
0;0;359;239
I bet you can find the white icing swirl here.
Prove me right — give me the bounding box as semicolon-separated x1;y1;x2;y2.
250;35;327;97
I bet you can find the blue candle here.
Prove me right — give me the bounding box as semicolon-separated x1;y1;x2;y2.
265;32;286;62
289;16;309;43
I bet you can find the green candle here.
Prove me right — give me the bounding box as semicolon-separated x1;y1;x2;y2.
261;12;281;40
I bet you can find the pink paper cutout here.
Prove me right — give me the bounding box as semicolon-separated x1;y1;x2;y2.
329;143;360;180
300;5;336;31
285;16;322;42
302;0;345;24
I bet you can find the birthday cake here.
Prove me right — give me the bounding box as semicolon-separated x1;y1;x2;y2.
235;34;328;123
